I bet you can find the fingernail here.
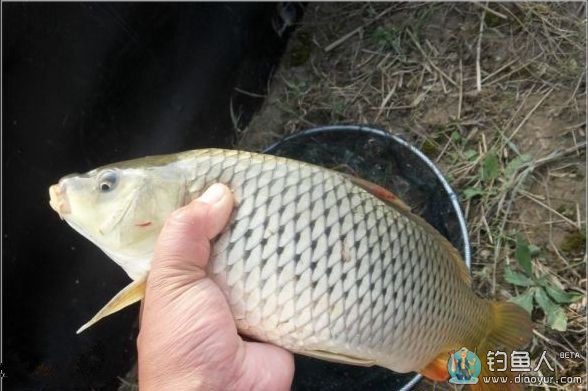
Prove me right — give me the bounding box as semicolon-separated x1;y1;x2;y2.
198;183;225;204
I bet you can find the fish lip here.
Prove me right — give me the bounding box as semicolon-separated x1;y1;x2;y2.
49;183;71;218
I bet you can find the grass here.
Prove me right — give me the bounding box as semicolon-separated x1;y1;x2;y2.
240;2;586;390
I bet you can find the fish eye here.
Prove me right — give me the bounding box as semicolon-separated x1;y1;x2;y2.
97;170;118;193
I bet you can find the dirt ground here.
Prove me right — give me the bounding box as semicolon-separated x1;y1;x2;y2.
236;3;586;390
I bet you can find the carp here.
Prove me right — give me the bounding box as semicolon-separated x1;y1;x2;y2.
49;148;532;388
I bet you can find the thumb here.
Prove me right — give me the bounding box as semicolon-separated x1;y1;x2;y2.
150;183;234;281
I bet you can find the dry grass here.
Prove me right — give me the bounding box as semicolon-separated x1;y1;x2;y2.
240;2;586;390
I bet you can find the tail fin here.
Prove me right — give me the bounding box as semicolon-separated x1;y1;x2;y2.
419;301;533;390
469;302;533;391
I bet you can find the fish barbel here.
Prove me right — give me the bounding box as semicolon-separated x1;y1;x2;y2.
49;148;532;387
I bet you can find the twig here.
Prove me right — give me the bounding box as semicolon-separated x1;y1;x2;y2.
481;209;494;245
571;129;581;157
565;69;585;106
435;137;453;164
533;330;582;359
472;2;508;20
407;29;457;87
375;79;397;121
387;104;417;111
234;87;266;99
325;6;394;52
498;3;527;31
549;240;581;279
481;58;518;83
229;98;243;133
476;5;487;92
520;190;580;230
507;88;554;144
485;53;543;87
534;141;586;167
439;70;448;94
457;58;463;119
503;86;535;131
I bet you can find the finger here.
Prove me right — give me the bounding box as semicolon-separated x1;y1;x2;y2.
151;183;234;274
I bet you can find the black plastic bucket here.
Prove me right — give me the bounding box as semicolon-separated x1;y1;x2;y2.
263;125;471;391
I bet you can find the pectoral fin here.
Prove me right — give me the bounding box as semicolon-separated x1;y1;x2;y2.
419;351;452;381
77;278;146;334
299;348;376;367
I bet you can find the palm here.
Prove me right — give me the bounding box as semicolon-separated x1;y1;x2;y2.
152;278;294;390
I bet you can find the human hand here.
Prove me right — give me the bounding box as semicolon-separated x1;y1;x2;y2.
137;183;294;390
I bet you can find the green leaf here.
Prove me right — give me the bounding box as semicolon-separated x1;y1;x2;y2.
509;291;534;314
505;154;532;177
534;288;568;331
545;285;583;304
504;266;534;286
463;187;484;200
528;244;541;256
535;275;550;287
481;152;499;181
464;149;478;161
451;131;461;143
534;287;554;313
371;26;401;52
515;236;533;275
549;307;568;331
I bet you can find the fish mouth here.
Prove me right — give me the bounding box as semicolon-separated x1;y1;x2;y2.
49;183;71;218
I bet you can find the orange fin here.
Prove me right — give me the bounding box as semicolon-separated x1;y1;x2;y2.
482;302;533;350
470;302;532;390
344;174;412;212
420;302;532;390
420;352;451;382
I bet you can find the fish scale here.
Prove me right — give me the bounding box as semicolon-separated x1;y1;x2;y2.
50;148;532;387
171;149;474;372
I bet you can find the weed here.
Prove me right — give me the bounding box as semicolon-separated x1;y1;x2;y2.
371;26;403;55
507;236;583;331
560;230;586;255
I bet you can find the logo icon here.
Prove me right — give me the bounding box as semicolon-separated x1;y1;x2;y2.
448;347;481;385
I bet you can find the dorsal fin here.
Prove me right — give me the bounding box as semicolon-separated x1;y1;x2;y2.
343;174;412;212
345;173;471;286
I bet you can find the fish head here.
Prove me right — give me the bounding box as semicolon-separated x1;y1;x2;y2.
49;164;186;280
